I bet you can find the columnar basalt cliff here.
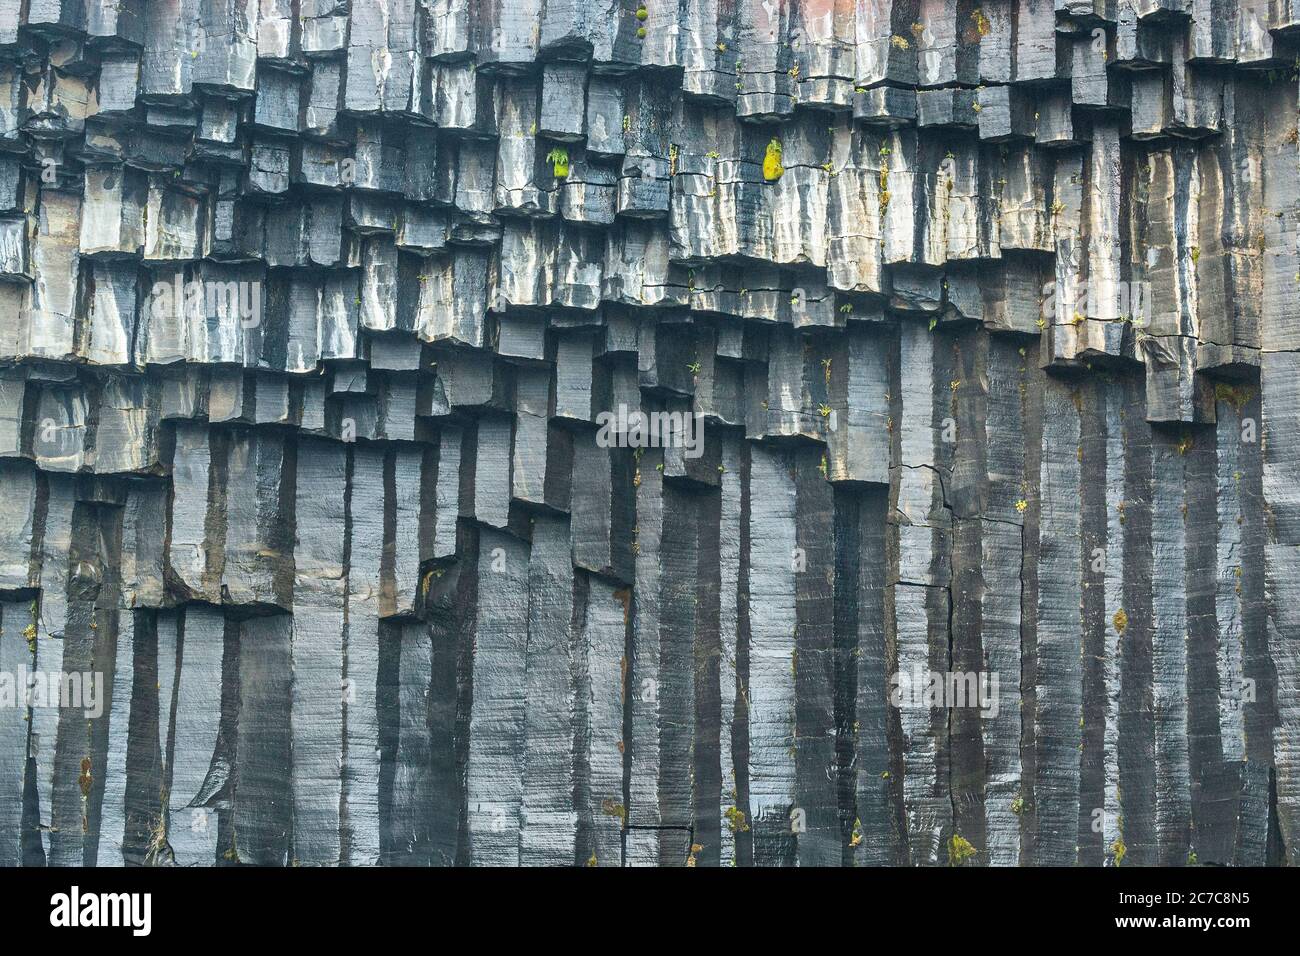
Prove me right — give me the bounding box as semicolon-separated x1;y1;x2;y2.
0;1;1295;867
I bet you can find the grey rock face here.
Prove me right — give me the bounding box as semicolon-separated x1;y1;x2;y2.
0;0;1295;867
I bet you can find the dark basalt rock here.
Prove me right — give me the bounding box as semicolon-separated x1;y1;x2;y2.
0;0;1294;868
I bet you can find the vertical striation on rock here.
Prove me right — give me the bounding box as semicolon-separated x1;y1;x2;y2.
0;0;1295;868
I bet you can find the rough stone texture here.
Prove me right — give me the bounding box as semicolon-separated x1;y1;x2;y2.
0;0;1295;867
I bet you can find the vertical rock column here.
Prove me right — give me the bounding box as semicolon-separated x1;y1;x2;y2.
465;528;530;864
290;438;348;864
747;445;798;866
1033;378;1083;865
520;514;578;864
891;321;952;865
163;605;226;866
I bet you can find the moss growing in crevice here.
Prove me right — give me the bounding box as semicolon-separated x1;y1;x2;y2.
948;833;977;866
1111;837;1127;866
546;147;570;178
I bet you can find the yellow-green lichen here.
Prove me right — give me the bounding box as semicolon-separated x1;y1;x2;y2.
763;138;784;182
724;806;750;833
948;833;977;866
546;147;570;178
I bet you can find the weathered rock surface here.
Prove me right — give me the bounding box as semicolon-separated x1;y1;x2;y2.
0;0;1295;866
